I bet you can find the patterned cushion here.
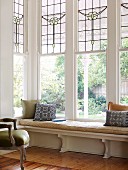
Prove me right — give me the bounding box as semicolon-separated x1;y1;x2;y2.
34;103;56;121
104;110;128;127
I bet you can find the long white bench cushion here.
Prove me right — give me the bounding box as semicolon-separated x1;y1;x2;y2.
19;119;128;135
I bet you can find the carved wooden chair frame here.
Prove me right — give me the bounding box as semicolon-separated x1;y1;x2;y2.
0;118;29;170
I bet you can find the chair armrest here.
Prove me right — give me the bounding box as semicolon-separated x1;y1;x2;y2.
0;124;15;145
0;118;17;130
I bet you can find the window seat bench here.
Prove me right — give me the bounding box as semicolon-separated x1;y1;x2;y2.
19;119;128;158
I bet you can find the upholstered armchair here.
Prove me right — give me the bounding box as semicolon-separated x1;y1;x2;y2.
0;118;29;170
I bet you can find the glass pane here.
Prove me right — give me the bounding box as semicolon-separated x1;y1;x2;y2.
42;0;66;54
77;53;106;119
13;0;24;53
13;54;24;117
121;0;128;48
78;0;107;52
40;55;65;117
120;51;128;104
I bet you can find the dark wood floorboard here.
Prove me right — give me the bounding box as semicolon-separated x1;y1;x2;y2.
0;156;72;170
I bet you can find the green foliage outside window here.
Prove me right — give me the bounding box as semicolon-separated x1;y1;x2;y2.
13;57;23;108
13;40;128;116
40;56;65;114
77;53;106;117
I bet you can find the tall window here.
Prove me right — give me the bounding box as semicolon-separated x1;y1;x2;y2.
120;0;128;104
13;0;25;116
41;0;66;117
77;0;107;119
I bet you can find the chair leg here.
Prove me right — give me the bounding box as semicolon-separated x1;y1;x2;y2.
19;146;24;170
23;147;26;161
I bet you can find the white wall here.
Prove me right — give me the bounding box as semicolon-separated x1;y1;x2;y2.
0;0;13;118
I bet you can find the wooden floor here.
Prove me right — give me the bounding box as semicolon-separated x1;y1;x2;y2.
0;156;71;170
1;147;128;170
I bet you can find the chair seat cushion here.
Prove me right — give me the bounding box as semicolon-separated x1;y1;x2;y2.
0;130;29;147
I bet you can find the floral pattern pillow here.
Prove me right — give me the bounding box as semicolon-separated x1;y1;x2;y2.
34;103;56;121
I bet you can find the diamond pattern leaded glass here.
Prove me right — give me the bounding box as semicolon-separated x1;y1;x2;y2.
13;0;24;53
78;0;107;52
42;0;66;54
121;0;128;48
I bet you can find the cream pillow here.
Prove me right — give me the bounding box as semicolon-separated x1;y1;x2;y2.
21;99;39;119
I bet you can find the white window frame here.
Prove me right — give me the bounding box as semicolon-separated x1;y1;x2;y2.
106;0;120;105
13;0;28;117
38;0;66;117
75;0;107;121
66;0;121;121
37;0;122;121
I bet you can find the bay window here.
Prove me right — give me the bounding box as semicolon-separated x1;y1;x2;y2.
12;0;127;120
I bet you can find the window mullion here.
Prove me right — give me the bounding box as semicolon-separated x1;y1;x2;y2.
65;0;75;119
27;0;38;100
107;0;120;104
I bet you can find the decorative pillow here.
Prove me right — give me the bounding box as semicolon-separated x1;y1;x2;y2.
104;110;128;127
34;103;56;121
21;99;39;119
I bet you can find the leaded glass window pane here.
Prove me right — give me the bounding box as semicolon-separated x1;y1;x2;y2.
78;0;107;52
121;0;128;48
42;0;66;54
13;0;24;53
